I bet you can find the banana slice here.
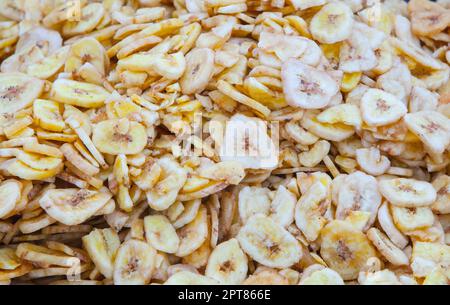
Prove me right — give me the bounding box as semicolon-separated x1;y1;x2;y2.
197;161;245;185
0;247;21;270
205;238;248;284
309;2;354;44
237;214;302;268
410;1;450;36
339;32;378;73
335;171;381;230
360;89;407;127
62;3;105;38
355;147;390;176
176;205;208;257
320;220;377;280
295;181;329;242
0;179;21;218
82;228;120;279
410;241;450;278
367;228;409;266
431;175;450;214
258;31;308;62
113;239;156;285
238;186;271;224
16;243;80;267
299;267;344;285
404;111;450;155
172;199;201;229
146;157;187;211
377;203;409;249
0;158;63;180
180;48;215;95
301;110;355;141
0;73;44;115
281;58;339;109
50;79;110;108
39;188;112;225
165;271;219;285
26;46;70;79
144;215;179;254
92;118;147;155
391;206;434;232
15;150;62;171
219;113;278;169
379;178;436;207
316;104;362;127
16;27;62;55
269;185;296;228
33;99;65;132
65;37;107;77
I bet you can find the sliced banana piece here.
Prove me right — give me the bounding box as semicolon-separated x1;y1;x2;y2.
355;147;390;176
404;111;450;155
205;238;248;284
144;215;179;254
113;239;156;285
269;185;296;228
146;157;187;211
176;205;208;257
431;175;450;214
238;186;271;224
219;113;278;169
379;178;437;207
26;46;70;79
92;118;147;155
281;58;339;109
50;79;110;108
301;110;355;141
237;214;302;268
0;179;21;218
367;228;409;266
360;88;407;127
320;220;377;280
65;37;107;77
33;99;65;132
180;48;215;95
335;171;381;230
295;181;329;242
309;1;354;44
62;3;105;38
39;188;112;225
0;73;44;114
377;202;409;249
82;228;120;280
391;205;434;232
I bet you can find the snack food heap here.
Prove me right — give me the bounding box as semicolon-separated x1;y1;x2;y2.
0;0;449;285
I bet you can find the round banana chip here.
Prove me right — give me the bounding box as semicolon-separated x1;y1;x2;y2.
379;178;437;207
281;59;339;109
113;239;156;285
320;220;377;280
39;188;112;225
309;1;354;44
0;73;44;114
205;238;248;284
92;118;147;155
0;179;21;218
237;214;302;268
